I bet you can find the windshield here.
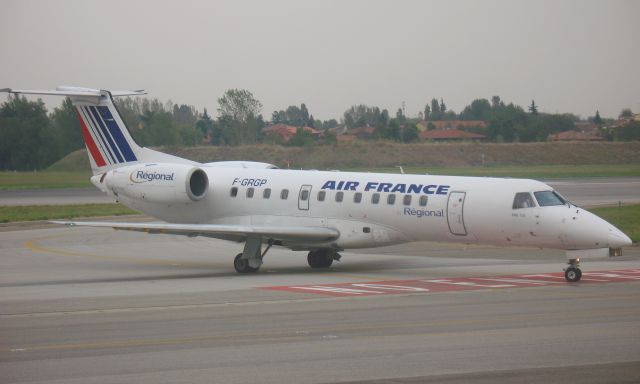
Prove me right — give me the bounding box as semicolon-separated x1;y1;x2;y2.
534;191;567;207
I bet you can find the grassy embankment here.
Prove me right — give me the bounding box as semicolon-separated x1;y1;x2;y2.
0;204;138;223
590;204;640;244
3;163;640;191
0;171;92;190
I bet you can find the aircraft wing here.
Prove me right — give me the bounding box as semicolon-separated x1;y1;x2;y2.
51;221;340;243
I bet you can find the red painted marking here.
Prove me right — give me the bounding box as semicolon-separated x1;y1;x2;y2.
263;269;640;297
76;109;106;166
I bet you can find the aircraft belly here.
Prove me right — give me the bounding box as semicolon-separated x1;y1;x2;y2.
328;219;409;248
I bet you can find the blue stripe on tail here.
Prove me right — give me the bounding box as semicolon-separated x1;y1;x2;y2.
88;106;123;163
97;106;137;162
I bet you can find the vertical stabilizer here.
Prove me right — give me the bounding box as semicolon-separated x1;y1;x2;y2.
1;87;196;175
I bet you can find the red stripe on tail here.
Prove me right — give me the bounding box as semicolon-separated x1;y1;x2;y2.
76;110;106;167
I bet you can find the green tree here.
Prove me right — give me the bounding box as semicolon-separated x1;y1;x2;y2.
343;105;381;128
593;110;603;125
217;89;263;144
460;98;491;121
424;104;431;120
287;127;315;147
614;120;640;141
217;89;262;123
50;97;83;159
0;95;53;170
528;100;538;115
322;119;338;129
430;98;441;120
402;123;419;143
619;108;633;118
395;107;405;123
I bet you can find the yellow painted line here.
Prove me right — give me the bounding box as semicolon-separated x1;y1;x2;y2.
24;238;218;268
7;306;640;353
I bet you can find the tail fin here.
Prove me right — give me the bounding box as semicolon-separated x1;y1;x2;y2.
1;86;195;174
74;90;141;172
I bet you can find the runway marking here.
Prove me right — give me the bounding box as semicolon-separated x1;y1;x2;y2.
263;269;640;297
6;307;639;353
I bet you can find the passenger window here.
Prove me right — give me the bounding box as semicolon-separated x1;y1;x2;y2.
317;191;326;201
300;190;309;201
387;194;396;205
354;192;362;203
247;187;254;198
403;195;411;206
230;187;238;197
419;195;428;206
336;191;344;202
372;193;380;204
281;189;289;200
263;188;271;199
512;192;535;209
534;191;566;207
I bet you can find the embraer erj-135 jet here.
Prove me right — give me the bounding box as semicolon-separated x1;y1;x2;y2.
2;87;632;282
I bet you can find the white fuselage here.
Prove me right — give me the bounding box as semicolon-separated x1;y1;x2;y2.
108;166;630;252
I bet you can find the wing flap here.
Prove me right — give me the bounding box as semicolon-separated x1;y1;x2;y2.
51;221;340;242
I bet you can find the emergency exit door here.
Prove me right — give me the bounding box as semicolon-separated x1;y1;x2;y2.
447;191;467;236
298;185;312;210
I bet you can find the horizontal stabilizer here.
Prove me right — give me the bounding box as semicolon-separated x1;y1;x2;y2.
0;87;146;97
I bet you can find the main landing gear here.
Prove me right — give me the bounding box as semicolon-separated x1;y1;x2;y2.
232;236;342;273
234;236;274;274
307;249;341;269
564;258;582;282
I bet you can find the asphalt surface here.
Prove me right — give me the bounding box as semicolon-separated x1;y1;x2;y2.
0;177;639;383
1;226;639;384
1;177;639;206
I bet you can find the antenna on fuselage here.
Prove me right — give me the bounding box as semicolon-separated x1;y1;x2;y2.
396;166;405;174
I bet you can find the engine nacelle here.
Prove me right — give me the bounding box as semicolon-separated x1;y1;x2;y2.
104;163;209;204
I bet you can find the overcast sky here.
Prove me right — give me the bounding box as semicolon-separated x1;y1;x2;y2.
1;0;638;120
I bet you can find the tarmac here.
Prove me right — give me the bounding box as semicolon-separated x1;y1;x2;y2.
0;177;639;383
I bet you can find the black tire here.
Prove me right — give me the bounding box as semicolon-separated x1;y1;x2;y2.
308;250;333;268
564;267;581;282
234;253;259;273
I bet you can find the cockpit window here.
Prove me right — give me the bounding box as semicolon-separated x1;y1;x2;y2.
512;192;536;209
534;191;567;207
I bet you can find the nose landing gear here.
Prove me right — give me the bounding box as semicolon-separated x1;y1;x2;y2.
564;258;582;282
308;249;341;269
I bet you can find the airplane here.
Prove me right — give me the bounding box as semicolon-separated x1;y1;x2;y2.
1;86;632;282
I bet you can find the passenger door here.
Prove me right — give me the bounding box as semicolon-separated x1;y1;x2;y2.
447;191;467;236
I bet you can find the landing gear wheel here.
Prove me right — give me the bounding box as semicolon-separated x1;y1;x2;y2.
234;253;259;273
564;258;582;282
308;250;334;268
564;267;582;282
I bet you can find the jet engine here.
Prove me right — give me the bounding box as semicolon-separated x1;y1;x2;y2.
103;163;209;204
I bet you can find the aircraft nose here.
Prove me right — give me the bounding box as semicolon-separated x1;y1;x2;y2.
608;228;632;248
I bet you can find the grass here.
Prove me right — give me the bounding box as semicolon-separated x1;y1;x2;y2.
0;203;138;223
590;204;640;244
2;164;639;191
0;171;92;190
348;164;640;179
